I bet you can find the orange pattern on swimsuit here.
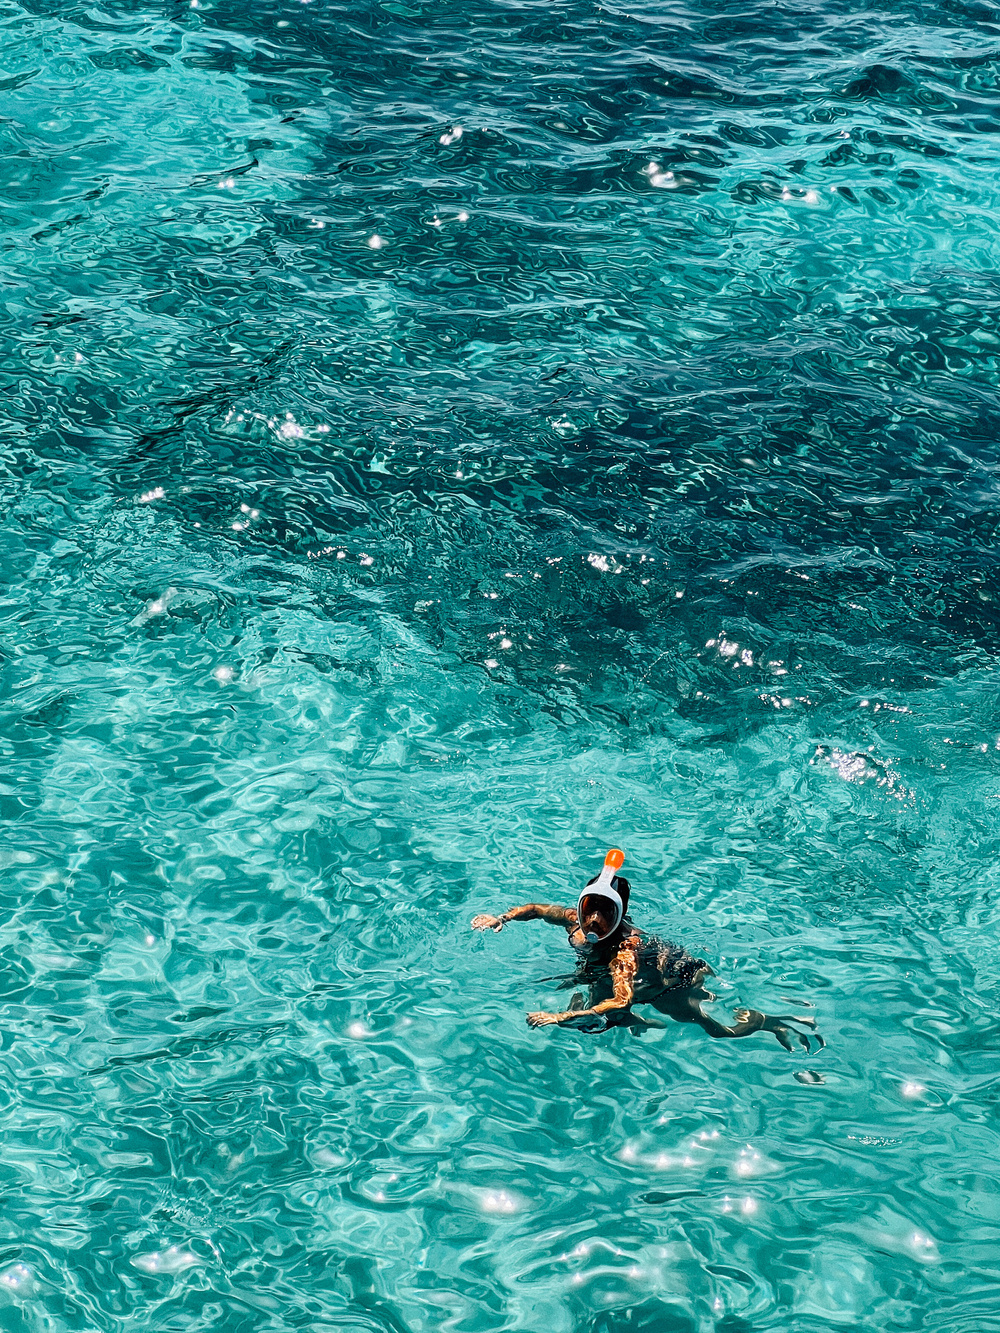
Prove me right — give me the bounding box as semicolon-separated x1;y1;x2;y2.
609;933;641;1008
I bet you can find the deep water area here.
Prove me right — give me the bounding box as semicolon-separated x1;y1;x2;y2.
1;0;1000;1328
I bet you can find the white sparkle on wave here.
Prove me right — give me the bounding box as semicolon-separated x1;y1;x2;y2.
478;1189;520;1214
131;1246;200;1275
0;1264;33;1291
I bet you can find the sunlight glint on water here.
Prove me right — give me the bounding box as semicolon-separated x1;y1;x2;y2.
0;0;999;1329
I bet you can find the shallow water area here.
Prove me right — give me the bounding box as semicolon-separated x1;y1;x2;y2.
1;0;1000;1329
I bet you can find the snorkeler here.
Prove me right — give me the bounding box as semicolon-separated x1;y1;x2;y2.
471;849;822;1051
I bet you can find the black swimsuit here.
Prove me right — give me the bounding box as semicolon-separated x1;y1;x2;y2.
570;923;711;1008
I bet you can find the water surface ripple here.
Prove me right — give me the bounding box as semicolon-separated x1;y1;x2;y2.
1;0;1000;1328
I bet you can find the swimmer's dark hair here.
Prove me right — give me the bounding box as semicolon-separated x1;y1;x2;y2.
584;873;630;913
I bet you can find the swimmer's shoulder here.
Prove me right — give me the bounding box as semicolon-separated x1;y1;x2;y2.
646;933;715;985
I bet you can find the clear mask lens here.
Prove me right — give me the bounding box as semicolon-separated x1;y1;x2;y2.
577;889;623;943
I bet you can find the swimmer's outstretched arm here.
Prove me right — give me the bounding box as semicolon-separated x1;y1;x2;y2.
527;938;639;1029
471;904;576;932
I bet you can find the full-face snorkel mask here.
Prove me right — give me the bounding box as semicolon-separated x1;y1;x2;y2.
577;849;626;944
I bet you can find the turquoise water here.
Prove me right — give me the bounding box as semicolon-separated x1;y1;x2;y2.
2;0;1000;1327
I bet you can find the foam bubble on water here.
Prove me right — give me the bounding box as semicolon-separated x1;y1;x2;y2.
131;1246;200;1275
828;749;870;781
138;487;165;504
812;745;914;800
484;658;499;669
641;162;675;187
367;234;385;249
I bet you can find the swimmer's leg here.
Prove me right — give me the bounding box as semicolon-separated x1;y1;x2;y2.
723;1008;823;1052
654;987;823;1052
625;1011;669;1037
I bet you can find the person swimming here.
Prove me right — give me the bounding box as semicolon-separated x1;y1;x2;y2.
471;849;823;1051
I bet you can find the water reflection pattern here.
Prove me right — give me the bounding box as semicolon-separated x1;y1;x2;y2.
0;0;999;1329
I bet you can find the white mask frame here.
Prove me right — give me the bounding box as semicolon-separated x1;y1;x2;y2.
576;848;626;944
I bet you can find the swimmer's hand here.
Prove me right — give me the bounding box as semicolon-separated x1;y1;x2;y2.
526;1010;568;1027
471;913;504;932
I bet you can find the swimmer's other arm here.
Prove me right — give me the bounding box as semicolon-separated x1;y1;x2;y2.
527;938;638;1029
470;904;576;932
